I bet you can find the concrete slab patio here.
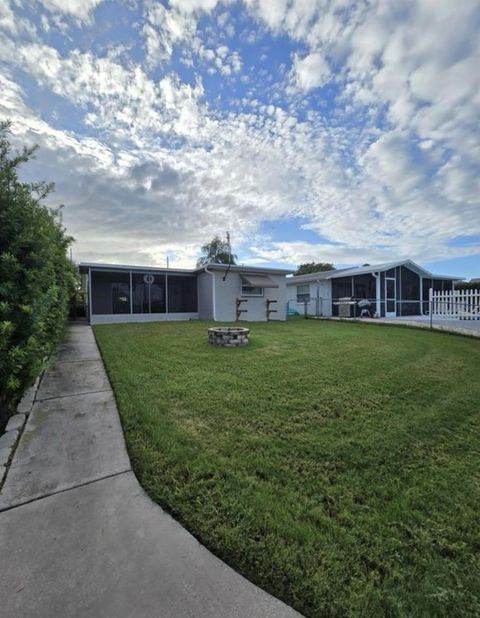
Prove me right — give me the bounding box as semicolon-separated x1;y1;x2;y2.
0;323;301;618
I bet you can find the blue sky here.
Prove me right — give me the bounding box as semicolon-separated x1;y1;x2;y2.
0;0;479;278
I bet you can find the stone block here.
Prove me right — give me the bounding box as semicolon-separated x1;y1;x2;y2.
5;414;26;433
0;430;19;450
17;383;37;414
0;447;11;467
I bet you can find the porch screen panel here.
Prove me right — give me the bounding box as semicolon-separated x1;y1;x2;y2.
399;266;420;315
167;276;197;313
422;278;432;313
91;270;130;315
332;277;353;316
132;273;166;313
332;277;352;298
132;273;148;313
150;278;166;313
353;274;376;300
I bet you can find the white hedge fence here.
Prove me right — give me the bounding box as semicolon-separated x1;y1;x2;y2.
430;289;480;320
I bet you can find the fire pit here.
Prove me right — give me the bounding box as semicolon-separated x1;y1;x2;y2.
208;327;250;347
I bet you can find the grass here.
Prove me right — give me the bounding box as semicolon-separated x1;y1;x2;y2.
94;319;480;617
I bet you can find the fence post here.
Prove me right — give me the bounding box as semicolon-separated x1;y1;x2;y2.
428;288;433;328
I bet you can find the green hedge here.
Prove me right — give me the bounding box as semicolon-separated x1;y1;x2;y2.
0;122;76;414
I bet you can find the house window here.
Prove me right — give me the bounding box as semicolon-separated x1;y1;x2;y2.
297;284;310;303
241;285;264;297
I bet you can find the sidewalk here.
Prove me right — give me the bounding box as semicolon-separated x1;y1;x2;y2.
0;323;301;618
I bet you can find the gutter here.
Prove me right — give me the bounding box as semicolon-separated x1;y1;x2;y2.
204;265;216;321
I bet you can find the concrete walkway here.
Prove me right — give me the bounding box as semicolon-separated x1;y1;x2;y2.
0;323;301;618
314;316;480;337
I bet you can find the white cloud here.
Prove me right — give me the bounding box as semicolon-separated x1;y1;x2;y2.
169;0;223;13
291;51;330;91
0;0;478;269
0;0;16;34
142;1;197;66
37;0;103;23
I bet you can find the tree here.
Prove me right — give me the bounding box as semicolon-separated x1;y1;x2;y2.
0;121;76;420
197;235;237;267
455;280;480;290
295;262;335;275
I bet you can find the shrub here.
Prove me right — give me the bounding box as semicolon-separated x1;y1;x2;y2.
0;121;76;418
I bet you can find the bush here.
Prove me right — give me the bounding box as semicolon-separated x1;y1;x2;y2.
0;121;76;418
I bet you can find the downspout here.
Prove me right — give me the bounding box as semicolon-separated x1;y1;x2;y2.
372;271;380;317
204;265;216;321
316;279;321;316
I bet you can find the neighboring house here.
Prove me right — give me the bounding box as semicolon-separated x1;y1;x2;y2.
286;260;463;318
79;262;292;324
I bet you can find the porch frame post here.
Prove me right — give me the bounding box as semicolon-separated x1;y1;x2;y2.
374;272;381;317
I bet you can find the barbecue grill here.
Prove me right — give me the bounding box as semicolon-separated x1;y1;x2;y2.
357;298;372;317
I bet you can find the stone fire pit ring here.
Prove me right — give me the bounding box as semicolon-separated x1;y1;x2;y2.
208;326;250;347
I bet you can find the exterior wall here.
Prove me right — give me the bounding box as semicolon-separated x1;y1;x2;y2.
286;280;332;316
214;271;287;322
90;313;199;325
87;266;288;324
197;271;214;320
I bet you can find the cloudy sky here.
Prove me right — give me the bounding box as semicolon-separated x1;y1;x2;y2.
1;0;479;277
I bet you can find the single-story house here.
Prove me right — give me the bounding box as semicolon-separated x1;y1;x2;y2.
286;259;463;318
79;262;292;324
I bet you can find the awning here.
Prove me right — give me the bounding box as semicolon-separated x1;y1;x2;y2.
241;274;278;288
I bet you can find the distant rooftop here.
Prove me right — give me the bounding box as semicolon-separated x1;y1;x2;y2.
287;259;464;283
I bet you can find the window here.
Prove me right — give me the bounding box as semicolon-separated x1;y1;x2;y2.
296;284;310;303
91;270;130;315
241;285;263;297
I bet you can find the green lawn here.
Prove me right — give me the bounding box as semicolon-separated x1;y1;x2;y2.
94;320;480;617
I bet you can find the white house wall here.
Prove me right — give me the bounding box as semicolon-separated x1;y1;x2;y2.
214;271;287;322
286;279;332;317
90;312;199;325
197;271;214;320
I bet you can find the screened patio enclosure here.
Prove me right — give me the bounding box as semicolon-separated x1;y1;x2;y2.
287;259;461;319
86;267;198;322
330;265;455;318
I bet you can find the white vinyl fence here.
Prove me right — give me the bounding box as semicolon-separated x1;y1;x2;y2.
429;289;480;320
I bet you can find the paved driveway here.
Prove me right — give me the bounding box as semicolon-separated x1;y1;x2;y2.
0;323;301;618
378;316;480;337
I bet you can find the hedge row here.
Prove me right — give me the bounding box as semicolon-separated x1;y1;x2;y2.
0;122;76;418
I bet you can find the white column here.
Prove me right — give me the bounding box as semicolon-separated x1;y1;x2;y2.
375;272;381;316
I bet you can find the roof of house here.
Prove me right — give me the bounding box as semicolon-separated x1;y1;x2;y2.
78;261;293;275
286;259;464;284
